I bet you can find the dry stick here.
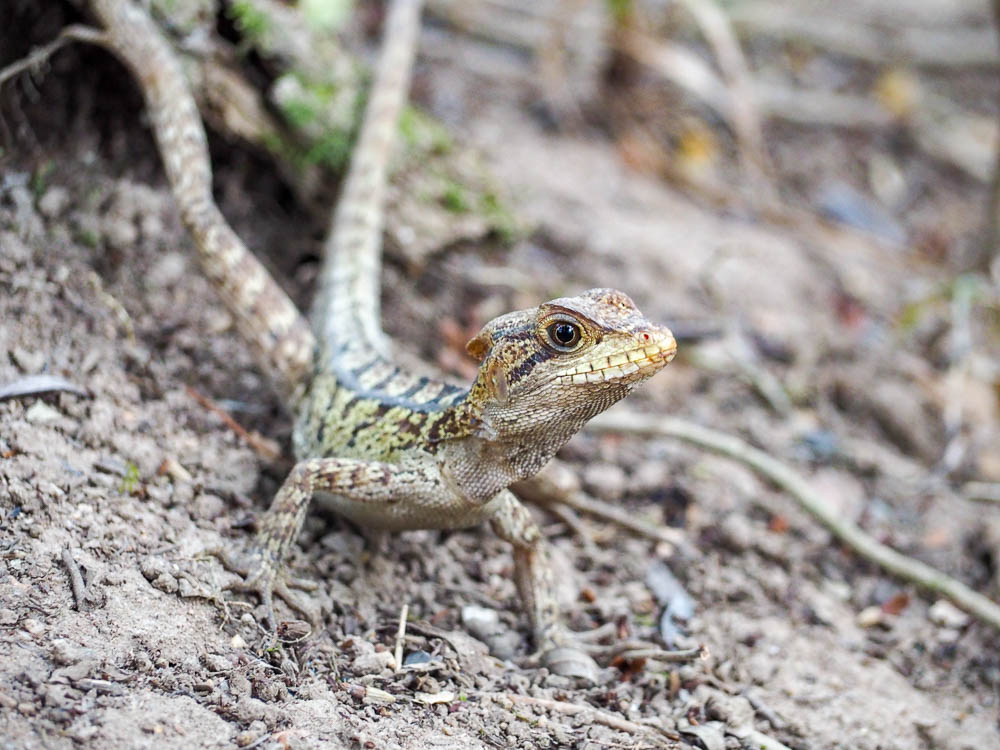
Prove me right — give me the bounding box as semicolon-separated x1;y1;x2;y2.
393;603;409;672
674;0;773;199
516;471;686;547
487;693;679;746
0;25;107;87
61;547;88;611
964;481;1000;505
185;386;282;462
981;0;1000;273
588;411;1000;632
726;2;1000;68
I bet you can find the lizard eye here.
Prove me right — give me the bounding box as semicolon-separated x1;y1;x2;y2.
547;321;581;350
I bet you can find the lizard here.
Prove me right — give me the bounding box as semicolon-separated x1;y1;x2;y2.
86;0;677;673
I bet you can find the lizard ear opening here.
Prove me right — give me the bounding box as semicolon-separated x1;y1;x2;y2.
466;329;492;362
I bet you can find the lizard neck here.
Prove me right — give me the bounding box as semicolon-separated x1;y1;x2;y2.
439;381;633;503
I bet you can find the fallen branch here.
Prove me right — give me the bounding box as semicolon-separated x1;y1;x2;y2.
588;410;1000;632
515;462;687;548
185;386;282;462
963;481;1000;505
61;547;88;612
726;3;1000;68
487;692;679;746
0;25;107;88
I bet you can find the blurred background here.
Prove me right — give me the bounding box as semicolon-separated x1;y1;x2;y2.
1;1;999;748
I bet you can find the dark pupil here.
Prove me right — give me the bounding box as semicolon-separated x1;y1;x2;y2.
553;323;577;345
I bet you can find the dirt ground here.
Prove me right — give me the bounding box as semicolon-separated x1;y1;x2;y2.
2;1;1000;748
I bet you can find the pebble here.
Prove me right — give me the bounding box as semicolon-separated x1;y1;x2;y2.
352;648;395;675
403;650;433;666
928;599;969;629
38;186;70;219
0;231;32;264
856;605;885;628
461;605;500;640
582;462;626;501
192;493;225;521
10;347;44;374
630;459;669;494
25;402;63;425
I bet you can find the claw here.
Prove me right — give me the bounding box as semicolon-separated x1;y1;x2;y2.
204;544;320;629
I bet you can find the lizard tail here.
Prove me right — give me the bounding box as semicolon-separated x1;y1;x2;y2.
312;0;424;363
90;0;316;404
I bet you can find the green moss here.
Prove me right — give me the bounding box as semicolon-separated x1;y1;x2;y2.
606;0;633;24
76;229;100;249
480;191;518;244
440;181;470;214
228;0;269;43
399;106;452;155
120;462;141;495
30;161;54;199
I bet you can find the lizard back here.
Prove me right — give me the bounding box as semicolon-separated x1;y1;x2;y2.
300;0;469;461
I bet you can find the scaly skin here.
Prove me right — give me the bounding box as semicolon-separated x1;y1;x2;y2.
89;0;676;673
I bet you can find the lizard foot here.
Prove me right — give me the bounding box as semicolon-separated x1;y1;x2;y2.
205;544;320;630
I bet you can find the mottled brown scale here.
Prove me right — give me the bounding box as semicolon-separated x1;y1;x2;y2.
92;0;676;676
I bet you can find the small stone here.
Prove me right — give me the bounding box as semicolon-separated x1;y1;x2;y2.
103;215;138;249
152;572;179;594
461;605;500;639
202;653;230;672
230;633;248;649
582;463;626;501
352;648;395;675
10;347;44;374
0;231;32;264
38;186;70;218
928;599;969;629
148;252;187;287
630;460;669;494
936;627;961;644
856;606;884;628
158;457;193;483
718;514;752;552
192;493;225;521
415;690;455;705
25;401;63;425
403;650;433;667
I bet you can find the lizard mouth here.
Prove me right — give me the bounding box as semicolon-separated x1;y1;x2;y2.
556;334;677;386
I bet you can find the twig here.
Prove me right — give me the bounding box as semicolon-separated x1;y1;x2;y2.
674;0;773;198
616;645;706;663
515;469;686;548
741;729;794;750
61;547;88;612
487;693;680;746
588;410;1000;632
393;602;409;672
0;375;87;401
0;25;107;88
726;3;1000;68
185;386;282;462
981;0;1000;271
963;481;1000;505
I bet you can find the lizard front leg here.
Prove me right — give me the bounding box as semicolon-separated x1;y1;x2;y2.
210;456;439;628
490;491;599;681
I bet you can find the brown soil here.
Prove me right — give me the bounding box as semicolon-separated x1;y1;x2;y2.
2;1;999;748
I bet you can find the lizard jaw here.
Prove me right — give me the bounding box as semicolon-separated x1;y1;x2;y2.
555;327;677;386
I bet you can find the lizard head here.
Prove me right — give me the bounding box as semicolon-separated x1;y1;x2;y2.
464;288;676;446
